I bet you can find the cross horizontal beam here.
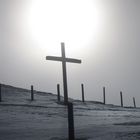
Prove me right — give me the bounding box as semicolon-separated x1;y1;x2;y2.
66;58;81;63
46;56;62;61
46;56;81;64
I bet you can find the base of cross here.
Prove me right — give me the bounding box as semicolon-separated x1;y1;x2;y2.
56;101;67;105
57;101;70;106
67;102;75;140
56;101;75;140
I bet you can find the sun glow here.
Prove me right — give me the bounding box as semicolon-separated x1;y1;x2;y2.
27;0;102;56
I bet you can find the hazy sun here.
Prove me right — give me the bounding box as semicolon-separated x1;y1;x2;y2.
27;0;101;56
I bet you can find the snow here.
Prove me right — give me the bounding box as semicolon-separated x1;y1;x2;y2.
0;84;140;140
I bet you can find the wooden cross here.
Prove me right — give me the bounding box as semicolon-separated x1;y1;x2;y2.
46;42;82;104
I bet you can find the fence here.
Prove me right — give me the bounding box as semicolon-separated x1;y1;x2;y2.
0;83;138;140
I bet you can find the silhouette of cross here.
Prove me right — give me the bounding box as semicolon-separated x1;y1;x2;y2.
46;42;82;104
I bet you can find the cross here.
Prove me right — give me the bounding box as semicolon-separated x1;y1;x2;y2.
46;42;82;104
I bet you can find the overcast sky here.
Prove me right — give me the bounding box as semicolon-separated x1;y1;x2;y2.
0;0;140;107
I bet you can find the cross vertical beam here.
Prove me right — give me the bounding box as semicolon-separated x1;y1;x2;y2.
61;43;68;104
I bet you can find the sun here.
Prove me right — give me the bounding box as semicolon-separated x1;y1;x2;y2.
27;0;96;56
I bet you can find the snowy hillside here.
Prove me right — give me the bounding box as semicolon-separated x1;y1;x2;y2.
0;84;140;140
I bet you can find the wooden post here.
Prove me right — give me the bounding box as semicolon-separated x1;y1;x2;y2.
31;85;34;101
57;84;60;102
0;84;2;102
120;91;123;107
68;102;75;140
103;87;106;104
81;84;85;102
133;97;136;108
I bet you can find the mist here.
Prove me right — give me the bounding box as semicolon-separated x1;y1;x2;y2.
0;0;140;106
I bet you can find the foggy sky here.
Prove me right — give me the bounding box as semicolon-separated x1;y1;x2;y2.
0;0;140;107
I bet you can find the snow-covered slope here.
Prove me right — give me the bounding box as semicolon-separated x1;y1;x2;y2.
0;84;140;140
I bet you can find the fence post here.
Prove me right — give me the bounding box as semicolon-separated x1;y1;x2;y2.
31;85;34;101
0;84;2;102
120;91;123;107
103;87;106;104
81;84;85;102
133;97;136;108
57;84;60;102
67;102;75;140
